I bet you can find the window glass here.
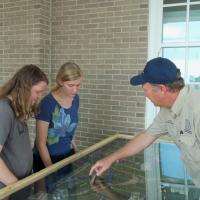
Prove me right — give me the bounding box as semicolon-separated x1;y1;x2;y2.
162;47;186;78
188;47;200;84
163;6;186;42
189;5;200;41
160;143;185;180
148;1;200;199
160;143;194;200
164;0;186;4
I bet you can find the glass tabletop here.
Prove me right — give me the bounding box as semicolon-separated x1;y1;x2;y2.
2;136;200;200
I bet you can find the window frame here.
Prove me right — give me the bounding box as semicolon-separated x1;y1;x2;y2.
145;1;200;199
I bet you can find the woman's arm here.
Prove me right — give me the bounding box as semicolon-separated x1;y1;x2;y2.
71;139;78;152
36;120;52;167
0;145;18;186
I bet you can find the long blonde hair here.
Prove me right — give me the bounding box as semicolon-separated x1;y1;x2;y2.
0;64;48;121
52;62;82;92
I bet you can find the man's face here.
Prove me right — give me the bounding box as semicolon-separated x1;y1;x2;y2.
142;83;163;107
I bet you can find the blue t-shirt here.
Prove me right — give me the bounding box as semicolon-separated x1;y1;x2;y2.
34;94;79;156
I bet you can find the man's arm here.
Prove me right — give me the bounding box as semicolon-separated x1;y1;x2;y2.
90;131;156;176
0;145;18;186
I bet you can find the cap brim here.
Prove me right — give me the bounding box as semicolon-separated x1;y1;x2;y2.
130;74;146;86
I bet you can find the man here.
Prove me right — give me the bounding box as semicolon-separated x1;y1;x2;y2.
90;57;200;188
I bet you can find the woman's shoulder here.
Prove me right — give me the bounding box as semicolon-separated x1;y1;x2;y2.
0;98;14;116
73;94;79;104
0;98;12;109
39;93;58;109
74;94;79;101
40;93;55;104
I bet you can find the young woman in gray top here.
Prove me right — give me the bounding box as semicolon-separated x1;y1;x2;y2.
0;64;48;188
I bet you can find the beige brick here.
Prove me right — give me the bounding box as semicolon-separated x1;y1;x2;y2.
1;0;148;149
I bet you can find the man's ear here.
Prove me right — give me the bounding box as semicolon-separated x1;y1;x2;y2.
159;84;168;94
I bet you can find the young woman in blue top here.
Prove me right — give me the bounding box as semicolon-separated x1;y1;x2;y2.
33;62;82;172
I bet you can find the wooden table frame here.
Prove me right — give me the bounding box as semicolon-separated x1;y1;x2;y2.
0;133;134;199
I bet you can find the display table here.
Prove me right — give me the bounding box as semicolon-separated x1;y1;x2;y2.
0;134;198;200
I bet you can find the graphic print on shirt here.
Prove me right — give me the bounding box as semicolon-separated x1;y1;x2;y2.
47;105;77;145
179;119;192;135
183;119;192;135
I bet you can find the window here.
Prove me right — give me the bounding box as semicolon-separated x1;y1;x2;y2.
161;0;200;89
147;0;200;136
159;143;195;200
146;1;200;200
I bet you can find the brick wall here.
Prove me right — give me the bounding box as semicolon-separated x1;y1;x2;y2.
0;0;51;145
50;0;148;147
0;0;148;149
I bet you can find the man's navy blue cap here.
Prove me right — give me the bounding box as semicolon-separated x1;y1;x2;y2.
130;57;178;86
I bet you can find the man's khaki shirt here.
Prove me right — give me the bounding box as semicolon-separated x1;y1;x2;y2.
147;86;200;187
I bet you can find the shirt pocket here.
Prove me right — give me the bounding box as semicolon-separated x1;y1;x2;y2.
179;134;195;147
179;133;200;162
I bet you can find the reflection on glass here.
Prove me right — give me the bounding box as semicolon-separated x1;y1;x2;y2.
163;47;186;78
190;0;200;2
3;139;200;200
188;187;200;200
189;5;200;41
161;184;186;200
164;0;186;4
160;143;195;200
160;143;185;181
190;84;200;90
188;47;200;84
4;139;146;200
163;6;186;42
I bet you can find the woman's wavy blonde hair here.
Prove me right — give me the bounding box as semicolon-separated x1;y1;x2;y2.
0;64;48;121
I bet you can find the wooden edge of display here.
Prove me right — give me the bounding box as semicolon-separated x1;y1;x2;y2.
0;133;133;199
